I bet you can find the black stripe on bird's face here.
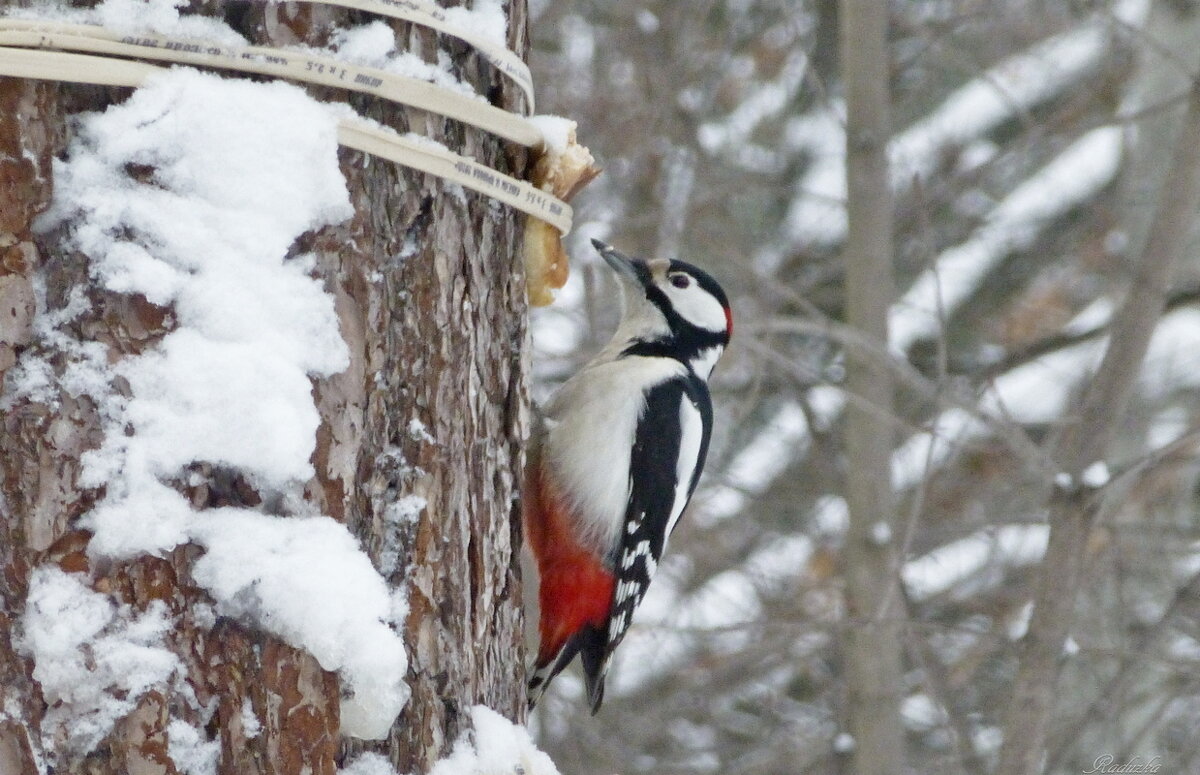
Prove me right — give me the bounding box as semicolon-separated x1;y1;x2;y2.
630;269;729;365
595;241;731;364
641;260;730;347
668;259;730;317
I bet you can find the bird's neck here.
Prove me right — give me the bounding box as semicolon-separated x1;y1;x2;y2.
689;345;723;379
615;335;723;379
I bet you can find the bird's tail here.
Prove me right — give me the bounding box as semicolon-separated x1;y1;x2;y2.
527;636;581;709
527;624;611;713
578;628;610;714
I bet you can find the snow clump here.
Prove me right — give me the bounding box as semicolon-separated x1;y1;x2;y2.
428;706;562;775
17;567;182;757
31;68;407;741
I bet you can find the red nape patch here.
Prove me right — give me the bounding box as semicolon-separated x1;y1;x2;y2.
725;306;734;337
525;466;615;666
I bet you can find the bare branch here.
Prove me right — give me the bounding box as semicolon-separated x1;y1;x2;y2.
996;77;1200;775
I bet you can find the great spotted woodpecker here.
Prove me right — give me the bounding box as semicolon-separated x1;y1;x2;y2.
525;239;732;712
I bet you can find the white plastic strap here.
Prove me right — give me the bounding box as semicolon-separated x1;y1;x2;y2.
0;19;544;148
339;121;569;230
0;45;572;233
299;0;535;110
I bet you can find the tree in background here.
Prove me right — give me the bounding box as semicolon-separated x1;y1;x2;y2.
837;2;905;774
0;1;530;773
529;1;1200;773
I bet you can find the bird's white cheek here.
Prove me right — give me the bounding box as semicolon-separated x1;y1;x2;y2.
664;286;728;333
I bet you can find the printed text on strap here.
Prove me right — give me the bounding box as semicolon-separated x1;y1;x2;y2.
0;44;572;233
0;18;544;148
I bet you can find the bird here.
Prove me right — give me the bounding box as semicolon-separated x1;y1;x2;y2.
524;238;732;713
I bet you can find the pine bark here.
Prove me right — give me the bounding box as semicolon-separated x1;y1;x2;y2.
0;2;530;774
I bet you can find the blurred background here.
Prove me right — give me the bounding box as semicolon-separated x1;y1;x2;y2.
522;0;1200;772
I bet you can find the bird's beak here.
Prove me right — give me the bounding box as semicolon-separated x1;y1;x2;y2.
592;239;649;287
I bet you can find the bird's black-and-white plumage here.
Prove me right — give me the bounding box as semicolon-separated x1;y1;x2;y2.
593;370;713;703
525;239;731;712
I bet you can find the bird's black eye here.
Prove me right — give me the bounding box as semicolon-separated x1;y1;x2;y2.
670;274;690;289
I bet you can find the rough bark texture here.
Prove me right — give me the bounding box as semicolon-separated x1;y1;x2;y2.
0;1;530;773
838;1;906;772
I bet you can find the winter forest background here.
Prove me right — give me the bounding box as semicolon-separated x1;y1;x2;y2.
528;0;1200;773
3;0;1200;773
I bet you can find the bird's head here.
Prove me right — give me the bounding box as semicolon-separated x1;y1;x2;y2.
592;239;732;377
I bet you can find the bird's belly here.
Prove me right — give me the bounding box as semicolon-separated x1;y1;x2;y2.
540;355;687;558
542;391;641;556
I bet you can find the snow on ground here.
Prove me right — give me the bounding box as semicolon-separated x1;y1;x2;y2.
888;22;1113;185
698;49;810;154
782;105;846;246
891;408;986;491
894;304;1200;601
980;305;1200;428
697;388;843;527
903;525;1050;602
1138;308;1200;398
21;68;407;743
980;337;1106;426
901;693;948;732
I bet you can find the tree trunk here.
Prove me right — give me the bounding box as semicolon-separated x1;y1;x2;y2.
0;2;530;774
996;63;1200;775
838;1;906;772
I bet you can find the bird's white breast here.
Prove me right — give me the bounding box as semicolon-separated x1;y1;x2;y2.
541;355;688;555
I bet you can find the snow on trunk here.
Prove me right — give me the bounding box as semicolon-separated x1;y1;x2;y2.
24;69;407;741
0;1;531;773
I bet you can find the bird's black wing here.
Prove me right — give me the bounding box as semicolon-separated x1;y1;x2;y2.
579;371;713;712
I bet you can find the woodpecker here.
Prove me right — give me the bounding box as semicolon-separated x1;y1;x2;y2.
525;239;732;713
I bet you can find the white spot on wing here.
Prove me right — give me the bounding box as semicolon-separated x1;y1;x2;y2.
609;611;631;642
623;540;651;569
616;579;641;603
